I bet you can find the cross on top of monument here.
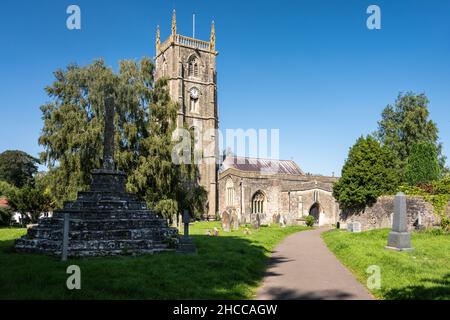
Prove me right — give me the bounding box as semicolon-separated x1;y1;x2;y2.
103;96;115;171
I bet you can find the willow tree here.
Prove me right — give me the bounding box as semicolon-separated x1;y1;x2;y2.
39;58;205;217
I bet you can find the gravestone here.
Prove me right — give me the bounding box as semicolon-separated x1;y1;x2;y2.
222;210;231;232
272;213;280;224
352;221;362;233
231;211;239;231
279;215;286;228
177;210;197;254
347;223;353;232
386;192;413;251
252;214;261;230
15;97;181;257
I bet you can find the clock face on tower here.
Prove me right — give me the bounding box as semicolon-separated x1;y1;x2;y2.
190;88;199;100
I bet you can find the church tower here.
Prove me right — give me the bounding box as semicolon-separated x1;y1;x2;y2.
155;10;219;219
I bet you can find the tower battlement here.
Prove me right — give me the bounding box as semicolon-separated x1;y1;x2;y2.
156;10;217;56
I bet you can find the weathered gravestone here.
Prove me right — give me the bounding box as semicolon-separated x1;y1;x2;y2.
279;215;286;228
352;221;362;233
15;97;180;257
231;211;239;231
222;210;231;232
386;192;413;251
252;213;261;230
272;213;280;224
347;222;353;232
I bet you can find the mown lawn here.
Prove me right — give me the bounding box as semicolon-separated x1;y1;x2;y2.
0;222;308;300
322;229;450;300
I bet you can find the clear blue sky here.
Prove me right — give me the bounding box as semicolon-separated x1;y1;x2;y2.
1;0;449;176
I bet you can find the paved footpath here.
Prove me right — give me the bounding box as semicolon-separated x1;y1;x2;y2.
257;227;374;300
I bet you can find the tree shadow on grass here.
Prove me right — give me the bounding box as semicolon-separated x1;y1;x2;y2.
382;273;450;300
0;234;288;300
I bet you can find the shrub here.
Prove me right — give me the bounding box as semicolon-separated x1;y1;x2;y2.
441;217;450;232
304;215;315;227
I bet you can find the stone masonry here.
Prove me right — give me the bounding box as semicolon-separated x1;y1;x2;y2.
339;195;441;232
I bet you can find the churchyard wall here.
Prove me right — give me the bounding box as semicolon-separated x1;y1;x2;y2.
339;196;443;231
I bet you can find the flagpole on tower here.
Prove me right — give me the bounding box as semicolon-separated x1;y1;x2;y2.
193;13;196;38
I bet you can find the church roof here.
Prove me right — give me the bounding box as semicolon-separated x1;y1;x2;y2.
220;156;304;175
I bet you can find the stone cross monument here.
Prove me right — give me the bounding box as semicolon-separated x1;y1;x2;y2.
15;96;183;257
386;192;413;251
103;96;115;171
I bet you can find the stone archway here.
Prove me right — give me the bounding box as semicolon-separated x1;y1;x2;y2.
309;203;321;224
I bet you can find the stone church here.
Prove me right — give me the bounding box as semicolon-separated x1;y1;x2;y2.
155;11;339;226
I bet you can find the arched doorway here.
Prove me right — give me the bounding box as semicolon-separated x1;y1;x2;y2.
309;203;320;224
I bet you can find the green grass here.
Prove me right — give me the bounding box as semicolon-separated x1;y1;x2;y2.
322;229;450;300
0;222;308;300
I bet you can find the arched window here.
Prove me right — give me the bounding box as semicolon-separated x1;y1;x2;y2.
252;191;265;214
226;178;235;207
188;56;200;78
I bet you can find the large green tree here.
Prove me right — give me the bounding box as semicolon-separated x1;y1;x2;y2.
376;92;446;173
0;150;39;188
333;135;401;209
405;142;441;185
7;182;52;225
39;58;205;217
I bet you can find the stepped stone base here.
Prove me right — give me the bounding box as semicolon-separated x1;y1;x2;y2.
15;169;181;257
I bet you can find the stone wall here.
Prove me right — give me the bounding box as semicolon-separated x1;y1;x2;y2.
340;196;441;231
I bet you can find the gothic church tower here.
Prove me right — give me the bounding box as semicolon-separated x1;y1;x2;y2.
155;10;219;219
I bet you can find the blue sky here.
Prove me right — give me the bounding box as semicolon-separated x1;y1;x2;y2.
0;0;449;176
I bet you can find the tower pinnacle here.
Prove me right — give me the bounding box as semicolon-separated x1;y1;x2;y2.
156;25;160;51
171;9;177;37
210;20;216;51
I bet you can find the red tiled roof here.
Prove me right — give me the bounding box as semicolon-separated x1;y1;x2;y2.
220;156;304;175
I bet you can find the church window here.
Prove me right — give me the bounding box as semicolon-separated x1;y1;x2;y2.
226;179;235;207
188;56;200;78
252;191;265;214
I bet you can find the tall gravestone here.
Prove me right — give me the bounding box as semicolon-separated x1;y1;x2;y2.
15;97;181;257
222;210;231;232
386;192;413;251
231;210;239;231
